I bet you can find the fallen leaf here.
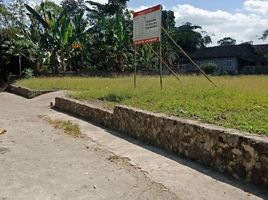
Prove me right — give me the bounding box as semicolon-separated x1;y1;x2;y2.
0;128;7;135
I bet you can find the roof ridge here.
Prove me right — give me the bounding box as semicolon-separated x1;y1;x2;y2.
203;43;252;49
189;43;263;61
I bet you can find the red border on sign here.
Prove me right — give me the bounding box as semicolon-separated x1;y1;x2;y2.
133;5;161;18
134;37;160;45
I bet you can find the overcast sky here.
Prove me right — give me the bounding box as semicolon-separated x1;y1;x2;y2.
4;0;268;45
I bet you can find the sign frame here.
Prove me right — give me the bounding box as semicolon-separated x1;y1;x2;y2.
133;5;162;45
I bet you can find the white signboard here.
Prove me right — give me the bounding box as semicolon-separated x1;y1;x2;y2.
133;5;162;45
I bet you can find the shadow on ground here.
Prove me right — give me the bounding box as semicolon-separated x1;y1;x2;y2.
54;108;268;199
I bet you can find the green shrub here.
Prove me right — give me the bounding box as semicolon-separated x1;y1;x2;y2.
23;68;34;79
0;66;8;81
201;63;217;74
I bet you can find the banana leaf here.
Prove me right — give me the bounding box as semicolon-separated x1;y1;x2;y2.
25;4;49;29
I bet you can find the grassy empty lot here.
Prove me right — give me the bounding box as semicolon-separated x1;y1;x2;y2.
17;75;268;134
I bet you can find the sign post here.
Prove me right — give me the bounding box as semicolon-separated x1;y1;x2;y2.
159;41;163;90
134;45;137;88
133;5;162;88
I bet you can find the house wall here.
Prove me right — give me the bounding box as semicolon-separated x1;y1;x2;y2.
181;57;239;74
239;65;268;74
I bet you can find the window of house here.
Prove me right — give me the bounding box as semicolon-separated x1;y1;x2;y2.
208;60;216;65
226;59;232;67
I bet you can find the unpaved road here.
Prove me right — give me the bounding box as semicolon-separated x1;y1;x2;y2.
0;91;267;200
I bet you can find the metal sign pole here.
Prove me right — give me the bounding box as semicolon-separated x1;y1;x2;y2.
159;42;163;90
159;6;163;90
134;44;137;88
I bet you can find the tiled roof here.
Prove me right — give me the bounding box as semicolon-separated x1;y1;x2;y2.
189;43;268;61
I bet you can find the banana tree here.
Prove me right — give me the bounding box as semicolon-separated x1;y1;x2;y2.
86;0;133;71
66;10;88;70
25;3;64;72
25;3;90;72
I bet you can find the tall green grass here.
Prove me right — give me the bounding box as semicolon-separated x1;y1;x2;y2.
17;75;268;134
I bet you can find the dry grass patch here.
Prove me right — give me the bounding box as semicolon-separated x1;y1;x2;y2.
41;116;82;138
52;120;82;138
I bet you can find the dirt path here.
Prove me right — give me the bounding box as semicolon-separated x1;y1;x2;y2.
0;92;267;200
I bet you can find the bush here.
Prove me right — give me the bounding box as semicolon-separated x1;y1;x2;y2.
201;63;217;74
0;66;8;81
23;68;34;79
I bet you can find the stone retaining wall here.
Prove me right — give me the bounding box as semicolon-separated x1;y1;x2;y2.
55;97;113;128
0;83;8;92
7;85;54;98
54;97;268;188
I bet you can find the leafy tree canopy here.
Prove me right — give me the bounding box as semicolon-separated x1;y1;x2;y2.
260;30;268;40
172;22;212;52
1;0;215;77
217;37;236;46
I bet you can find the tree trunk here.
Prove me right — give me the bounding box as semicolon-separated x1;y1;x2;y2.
19;55;22;76
60;52;66;72
81;52;84;69
50;50;59;73
50;51;55;73
36;56;43;72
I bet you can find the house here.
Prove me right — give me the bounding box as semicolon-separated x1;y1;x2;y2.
180;43;268;74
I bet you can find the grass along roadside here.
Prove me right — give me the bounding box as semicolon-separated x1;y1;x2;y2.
18;75;268;134
41;116;82;138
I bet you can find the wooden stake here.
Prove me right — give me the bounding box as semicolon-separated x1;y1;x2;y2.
146;44;181;82
161;27;217;87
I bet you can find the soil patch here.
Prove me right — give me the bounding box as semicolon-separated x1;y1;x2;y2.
0;147;9;154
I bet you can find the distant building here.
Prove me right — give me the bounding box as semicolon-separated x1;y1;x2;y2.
181;43;268;74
